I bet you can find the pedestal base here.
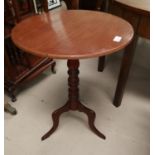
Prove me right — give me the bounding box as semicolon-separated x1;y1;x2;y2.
42;101;106;140
42;60;106;141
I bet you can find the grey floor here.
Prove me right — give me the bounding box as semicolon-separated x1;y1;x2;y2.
4;38;150;155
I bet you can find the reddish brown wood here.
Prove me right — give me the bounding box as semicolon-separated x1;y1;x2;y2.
4;0;56;102
63;0;79;9
41;102;70;140
4;37;56;101
12;10;133;59
42;0;49;12
12;10;133;140
97;0;112;72
67;60;80;110
12;0;21;22
42;60;106;140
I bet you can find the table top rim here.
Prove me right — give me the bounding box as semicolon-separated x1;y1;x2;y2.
11;10;134;60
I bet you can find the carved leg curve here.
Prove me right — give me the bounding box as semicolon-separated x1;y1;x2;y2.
41;103;70;141
42;59;106;140
78;103;106;139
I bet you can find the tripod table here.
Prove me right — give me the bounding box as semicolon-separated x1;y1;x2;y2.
11;10;134;140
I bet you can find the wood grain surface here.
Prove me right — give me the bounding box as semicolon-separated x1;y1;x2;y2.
12;10;134;59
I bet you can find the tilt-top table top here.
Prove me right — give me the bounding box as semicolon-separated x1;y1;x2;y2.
11;10;134;60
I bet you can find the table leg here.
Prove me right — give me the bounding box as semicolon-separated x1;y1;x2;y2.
41;103;70;141
42;59;105;141
78;103;106;139
98;56;106;72
113;35;138;107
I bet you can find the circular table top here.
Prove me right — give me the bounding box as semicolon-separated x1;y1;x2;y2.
11;10;134;59
115;0;150;12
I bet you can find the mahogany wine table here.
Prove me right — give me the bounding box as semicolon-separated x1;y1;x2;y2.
11;10;133;140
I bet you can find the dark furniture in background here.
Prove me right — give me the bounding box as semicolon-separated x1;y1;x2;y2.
97;0;150;107
79;0;98;10
4;0;56;102
67;0;150;107
4;0;82;102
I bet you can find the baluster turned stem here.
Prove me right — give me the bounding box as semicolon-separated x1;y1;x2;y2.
67;59;80;110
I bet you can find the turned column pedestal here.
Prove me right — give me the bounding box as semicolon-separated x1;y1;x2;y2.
11;10;133;141
41;60;106;140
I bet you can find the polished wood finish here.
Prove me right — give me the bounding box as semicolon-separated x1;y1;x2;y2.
42;60;106;140
12;10;133;59
12;10;133;140
4;0;56;102
4;36;56;102
98;0;150;107
63;0;79;9
97;0;112;71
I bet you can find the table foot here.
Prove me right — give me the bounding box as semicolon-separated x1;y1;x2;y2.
41;103;70;141
78;103;106;139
